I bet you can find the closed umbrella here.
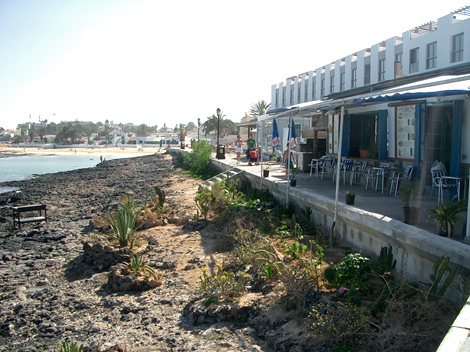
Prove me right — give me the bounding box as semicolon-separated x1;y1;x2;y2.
272;119;280;147
290;118;297;147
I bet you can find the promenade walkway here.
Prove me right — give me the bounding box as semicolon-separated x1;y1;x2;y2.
217;152;468;241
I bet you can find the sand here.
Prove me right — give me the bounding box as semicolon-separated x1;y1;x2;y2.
0;145;166;158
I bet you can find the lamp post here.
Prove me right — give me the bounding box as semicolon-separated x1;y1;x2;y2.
197;117;200;141
180;123;184;149
216;108;224;159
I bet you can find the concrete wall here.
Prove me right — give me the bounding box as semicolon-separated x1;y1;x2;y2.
211;159;470;302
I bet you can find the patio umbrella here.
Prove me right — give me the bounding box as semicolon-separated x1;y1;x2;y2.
272;119;280;147
290;118;297;147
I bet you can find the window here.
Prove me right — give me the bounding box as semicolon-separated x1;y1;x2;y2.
330;75;335;93
312;82;316;99
290;87;294;105
305;81;308;100
340;72;345;91
426;42;437;69
364;64;371;85
321;79;325;98
282;87;286;107
378;59;386;81
395;53;403;62
451;33;464;63
410;48;419;73
275;91;279;107
351;68;357;88
298;86;301;102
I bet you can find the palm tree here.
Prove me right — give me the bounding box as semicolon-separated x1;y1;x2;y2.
55;123;80;144
102;124;113;145
249;100;271;117
12;134;24;144
28;129;36;143
37;127;46;143
202;114;220;136
82;123;97;145
136;124;153;137
202;111;237;138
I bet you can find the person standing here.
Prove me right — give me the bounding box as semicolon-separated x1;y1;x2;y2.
283;142;295;179
246;133;256;160
234;135;243;164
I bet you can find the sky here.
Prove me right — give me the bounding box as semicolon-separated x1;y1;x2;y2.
1;0;469;130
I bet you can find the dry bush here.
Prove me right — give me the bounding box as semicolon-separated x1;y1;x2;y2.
366;290;456;352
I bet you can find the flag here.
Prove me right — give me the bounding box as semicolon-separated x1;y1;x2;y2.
290;118;297;147
272;119;280;147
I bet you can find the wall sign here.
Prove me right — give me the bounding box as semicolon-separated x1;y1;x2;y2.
395;105;415;159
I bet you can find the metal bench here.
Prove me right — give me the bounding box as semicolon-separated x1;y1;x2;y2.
10;204;47;228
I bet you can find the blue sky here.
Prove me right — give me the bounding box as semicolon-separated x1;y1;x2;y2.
0;0;469;130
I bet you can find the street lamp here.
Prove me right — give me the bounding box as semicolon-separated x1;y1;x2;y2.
180;123;185;149
216;108;225;159
197;117;200;141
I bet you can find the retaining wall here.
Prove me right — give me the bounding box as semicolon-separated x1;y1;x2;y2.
211;159;470;302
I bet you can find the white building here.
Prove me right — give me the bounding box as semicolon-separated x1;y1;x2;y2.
271;7;470;108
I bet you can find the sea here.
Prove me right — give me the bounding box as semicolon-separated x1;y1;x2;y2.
0;154;140;194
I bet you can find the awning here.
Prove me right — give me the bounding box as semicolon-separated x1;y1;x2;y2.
355;89;470;104
354;75;470;104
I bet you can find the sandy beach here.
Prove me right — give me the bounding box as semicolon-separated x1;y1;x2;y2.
0;145;166;158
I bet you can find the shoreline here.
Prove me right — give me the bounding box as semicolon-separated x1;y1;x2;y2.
0;146;165;158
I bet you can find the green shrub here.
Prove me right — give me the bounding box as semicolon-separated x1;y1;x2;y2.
199;263;249;302
183;140;213;177
308;301;370;339
285;241;308;260
195;191;216;220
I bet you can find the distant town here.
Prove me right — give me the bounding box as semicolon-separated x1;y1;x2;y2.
0;102;268;147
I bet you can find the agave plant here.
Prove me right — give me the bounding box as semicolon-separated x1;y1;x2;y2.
106;195;142;248
127;253;157;279
55;341;84;352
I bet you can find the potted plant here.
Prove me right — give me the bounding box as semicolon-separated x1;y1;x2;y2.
399;180;420;225
290;167;299;187
263;166;271;178
345;191;355;205
427;198;468;237
359;145;370;159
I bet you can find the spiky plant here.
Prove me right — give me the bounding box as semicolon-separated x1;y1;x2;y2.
127;253;158;280
107;195;141;248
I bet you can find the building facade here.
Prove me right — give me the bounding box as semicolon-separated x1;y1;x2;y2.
271;7;470;109
266;7;470;198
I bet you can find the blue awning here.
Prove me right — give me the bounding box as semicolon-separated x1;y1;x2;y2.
354;89;470;103
354;76;470;104
266;106;299;115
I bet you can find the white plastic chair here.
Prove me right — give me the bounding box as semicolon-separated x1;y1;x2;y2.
309;156;327;178
320;157;336;179
430;169;460;203
365;163;389;193
349;161;369;186
389;166;413;196
332;159;353;184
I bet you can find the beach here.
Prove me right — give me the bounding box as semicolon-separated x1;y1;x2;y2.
0;145;164;158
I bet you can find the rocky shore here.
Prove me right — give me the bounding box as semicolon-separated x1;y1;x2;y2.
0;153;275;352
